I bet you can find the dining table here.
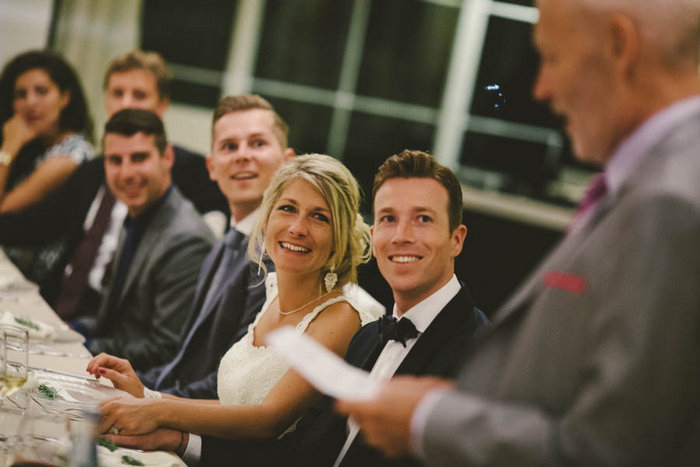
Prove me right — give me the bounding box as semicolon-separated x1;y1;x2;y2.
0;248;185;466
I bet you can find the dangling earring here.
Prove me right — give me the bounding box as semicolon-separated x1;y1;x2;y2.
324;266;337;292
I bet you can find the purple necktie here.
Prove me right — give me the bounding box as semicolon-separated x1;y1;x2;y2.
54;190;116;319
570;173;608;229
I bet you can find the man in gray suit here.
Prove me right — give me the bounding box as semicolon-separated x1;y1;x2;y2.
77;108;214;370
338;0;700;465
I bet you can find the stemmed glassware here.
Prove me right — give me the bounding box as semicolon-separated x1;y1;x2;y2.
1;324;29;399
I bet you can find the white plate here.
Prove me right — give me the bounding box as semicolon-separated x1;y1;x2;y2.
30;368;130;414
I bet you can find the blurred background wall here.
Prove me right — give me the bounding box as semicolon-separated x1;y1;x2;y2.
1;0;599;314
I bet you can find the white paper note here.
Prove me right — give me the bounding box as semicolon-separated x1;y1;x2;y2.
267;327;380;401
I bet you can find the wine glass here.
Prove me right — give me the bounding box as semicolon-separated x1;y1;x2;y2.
1;324;29;398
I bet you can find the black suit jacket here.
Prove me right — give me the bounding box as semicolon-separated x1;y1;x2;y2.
289;286;489;467
198;286;489;466
169;145;228;216
138;235;269;398
0;145;227;309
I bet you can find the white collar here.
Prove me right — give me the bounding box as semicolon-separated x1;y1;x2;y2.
391;275;461;333
229;207;259;237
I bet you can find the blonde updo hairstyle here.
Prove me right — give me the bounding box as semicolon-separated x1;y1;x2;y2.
248;154;371;292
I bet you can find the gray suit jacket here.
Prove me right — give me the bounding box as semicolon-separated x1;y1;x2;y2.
86;188;214;370
423;107;700;466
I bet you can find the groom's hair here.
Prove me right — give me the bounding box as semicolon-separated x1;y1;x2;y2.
372;149;463;232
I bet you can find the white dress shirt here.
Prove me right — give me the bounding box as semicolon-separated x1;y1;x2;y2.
81;186;128;291
333;275;461;466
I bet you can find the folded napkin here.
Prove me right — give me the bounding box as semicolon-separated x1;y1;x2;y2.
0;310;56;340
98;446;184;467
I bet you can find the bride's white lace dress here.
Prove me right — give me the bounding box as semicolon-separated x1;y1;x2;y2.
217;273;381;405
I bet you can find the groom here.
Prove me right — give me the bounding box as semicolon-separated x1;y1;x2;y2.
286;149;490;467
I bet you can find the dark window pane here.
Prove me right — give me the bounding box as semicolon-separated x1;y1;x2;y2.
256;0;353;89
169;80;221;109
460;131;559;198
263;96;333;156
497;0;534;6
141;0;235;107
470;16;554;127
356;0;457;107
458;209;562;313
345;112;435;212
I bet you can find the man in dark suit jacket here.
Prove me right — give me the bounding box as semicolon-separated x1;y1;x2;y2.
136;94;295;398
75;109;214;370
0;50;226;320
272;150;489;467
337;1;700;465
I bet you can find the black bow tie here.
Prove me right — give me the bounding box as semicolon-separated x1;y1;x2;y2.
378;315;419;347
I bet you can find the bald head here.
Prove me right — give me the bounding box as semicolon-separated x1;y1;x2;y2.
534;0;700;165
572;0;700;69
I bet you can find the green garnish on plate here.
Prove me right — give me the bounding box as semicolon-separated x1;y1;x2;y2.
122;455;144;465
38;383;59;400
98;436;118;452
14;316;39;330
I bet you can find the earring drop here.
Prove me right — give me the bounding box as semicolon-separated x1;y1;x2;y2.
324;268;337;292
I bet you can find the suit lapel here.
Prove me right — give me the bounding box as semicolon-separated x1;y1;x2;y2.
199;236;249;318
191;241;226;315
488;151;627;330
348;325;386;372
116;190;179;307
395;287;475;375
180;235;251;353
493;109;700;329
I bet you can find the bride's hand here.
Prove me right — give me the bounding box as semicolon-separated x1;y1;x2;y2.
87;353;145;398
99;396;160;436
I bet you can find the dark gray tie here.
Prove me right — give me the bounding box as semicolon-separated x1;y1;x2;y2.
200;229;245;313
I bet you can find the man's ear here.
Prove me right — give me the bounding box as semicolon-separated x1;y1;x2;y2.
205;155;216;181
607;13;640;81
163;144;175;170
370;225;376;259
155;97;171;117
283;147;296;162
450;224;468;258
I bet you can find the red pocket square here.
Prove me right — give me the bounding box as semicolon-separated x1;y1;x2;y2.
543;272;587;294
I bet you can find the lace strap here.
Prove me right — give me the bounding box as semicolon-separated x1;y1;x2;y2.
295;296;351;333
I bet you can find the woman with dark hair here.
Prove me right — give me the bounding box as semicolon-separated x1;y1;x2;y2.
0;49;94;213
0;50;95;282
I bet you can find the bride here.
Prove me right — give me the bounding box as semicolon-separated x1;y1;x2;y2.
86;154;379;461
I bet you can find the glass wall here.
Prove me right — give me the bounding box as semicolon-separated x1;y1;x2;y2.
53;0;592;211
